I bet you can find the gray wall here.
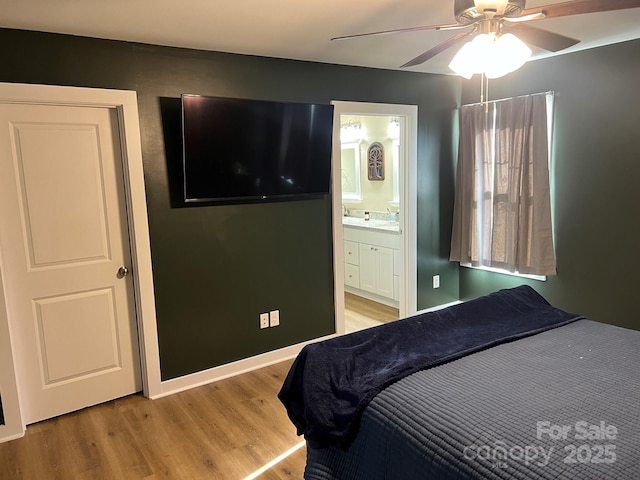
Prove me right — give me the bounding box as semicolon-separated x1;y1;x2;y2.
458;39;640;331
0;28;459;380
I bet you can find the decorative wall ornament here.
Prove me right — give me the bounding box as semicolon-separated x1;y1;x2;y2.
367;142;385;181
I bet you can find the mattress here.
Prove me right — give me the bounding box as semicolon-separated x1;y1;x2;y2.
304;318;640;479
279;286;581;450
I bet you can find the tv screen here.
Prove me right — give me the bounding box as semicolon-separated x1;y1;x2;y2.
181;94;334;204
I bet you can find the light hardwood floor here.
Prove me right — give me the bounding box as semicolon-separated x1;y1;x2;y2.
0;361;305;480
0;294;396;480
344;292;399;333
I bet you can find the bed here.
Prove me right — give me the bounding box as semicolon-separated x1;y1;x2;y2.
278;286;640;479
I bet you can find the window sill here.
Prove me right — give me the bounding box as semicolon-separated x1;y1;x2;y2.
460;263;546;282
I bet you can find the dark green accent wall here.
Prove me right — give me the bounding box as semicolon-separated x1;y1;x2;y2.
0;28;459;380
459;39;640;331
417;83;461;307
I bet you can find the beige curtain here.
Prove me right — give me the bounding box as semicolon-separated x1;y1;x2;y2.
450;93;556;276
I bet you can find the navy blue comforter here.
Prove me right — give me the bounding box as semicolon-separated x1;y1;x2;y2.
278;286;581;449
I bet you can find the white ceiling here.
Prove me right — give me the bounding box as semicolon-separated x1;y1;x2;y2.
1;0;639;75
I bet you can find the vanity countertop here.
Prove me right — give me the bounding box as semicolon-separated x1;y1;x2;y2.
342;216;400;233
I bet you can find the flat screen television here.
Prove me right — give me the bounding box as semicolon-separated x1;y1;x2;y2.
181;94;334;204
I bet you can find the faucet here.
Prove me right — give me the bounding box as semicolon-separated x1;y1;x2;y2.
342;204;349;217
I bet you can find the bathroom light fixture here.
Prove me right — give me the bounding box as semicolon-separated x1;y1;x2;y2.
448;31;532;79
387;118;400;140
340;120;364;143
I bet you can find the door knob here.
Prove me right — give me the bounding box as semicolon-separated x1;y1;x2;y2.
117;266;129;278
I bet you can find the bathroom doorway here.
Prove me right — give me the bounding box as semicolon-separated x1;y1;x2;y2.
331;101;418;334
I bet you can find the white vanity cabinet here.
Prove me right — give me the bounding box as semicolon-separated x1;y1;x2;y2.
358;243;394;298
343;226;400;306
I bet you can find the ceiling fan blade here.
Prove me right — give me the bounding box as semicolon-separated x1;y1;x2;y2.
503;12;547;22
506;23;580;51
521;0;640;20
331;22;461;41
401;31;473;68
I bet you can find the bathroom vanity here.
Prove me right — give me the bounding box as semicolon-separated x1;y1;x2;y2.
343;217;400;307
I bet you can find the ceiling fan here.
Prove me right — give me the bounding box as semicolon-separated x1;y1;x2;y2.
332;0;640;74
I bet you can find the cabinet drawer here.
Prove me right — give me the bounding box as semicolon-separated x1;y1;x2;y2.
344;263;360;288
344;240;359;265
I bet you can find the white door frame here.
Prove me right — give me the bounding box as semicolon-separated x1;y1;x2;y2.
331;101;418;334
0;83;161;442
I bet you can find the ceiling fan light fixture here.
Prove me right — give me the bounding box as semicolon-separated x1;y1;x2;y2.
488;33;532;77
448;31;531;79
448;35;487;79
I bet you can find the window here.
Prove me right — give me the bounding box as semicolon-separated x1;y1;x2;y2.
450;92;556;277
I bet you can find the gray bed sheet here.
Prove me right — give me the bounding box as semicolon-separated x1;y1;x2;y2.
305;319;640;479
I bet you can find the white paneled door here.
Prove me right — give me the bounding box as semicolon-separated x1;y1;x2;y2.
0;101;142;424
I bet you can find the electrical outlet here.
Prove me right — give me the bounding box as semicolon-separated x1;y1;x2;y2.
433;275;440;289
269;309;280;327
260;313;269;329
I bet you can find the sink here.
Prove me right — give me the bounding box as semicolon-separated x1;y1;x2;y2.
342;216;400;232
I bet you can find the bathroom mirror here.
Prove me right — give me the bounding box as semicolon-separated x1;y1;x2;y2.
341;142;361;201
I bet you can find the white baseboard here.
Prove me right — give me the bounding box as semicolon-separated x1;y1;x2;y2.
149;300;462;400
149;333;338;400
0;425;25;444
415;300;463;316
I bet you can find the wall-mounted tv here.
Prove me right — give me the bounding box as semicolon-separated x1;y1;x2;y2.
181;94;334;204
